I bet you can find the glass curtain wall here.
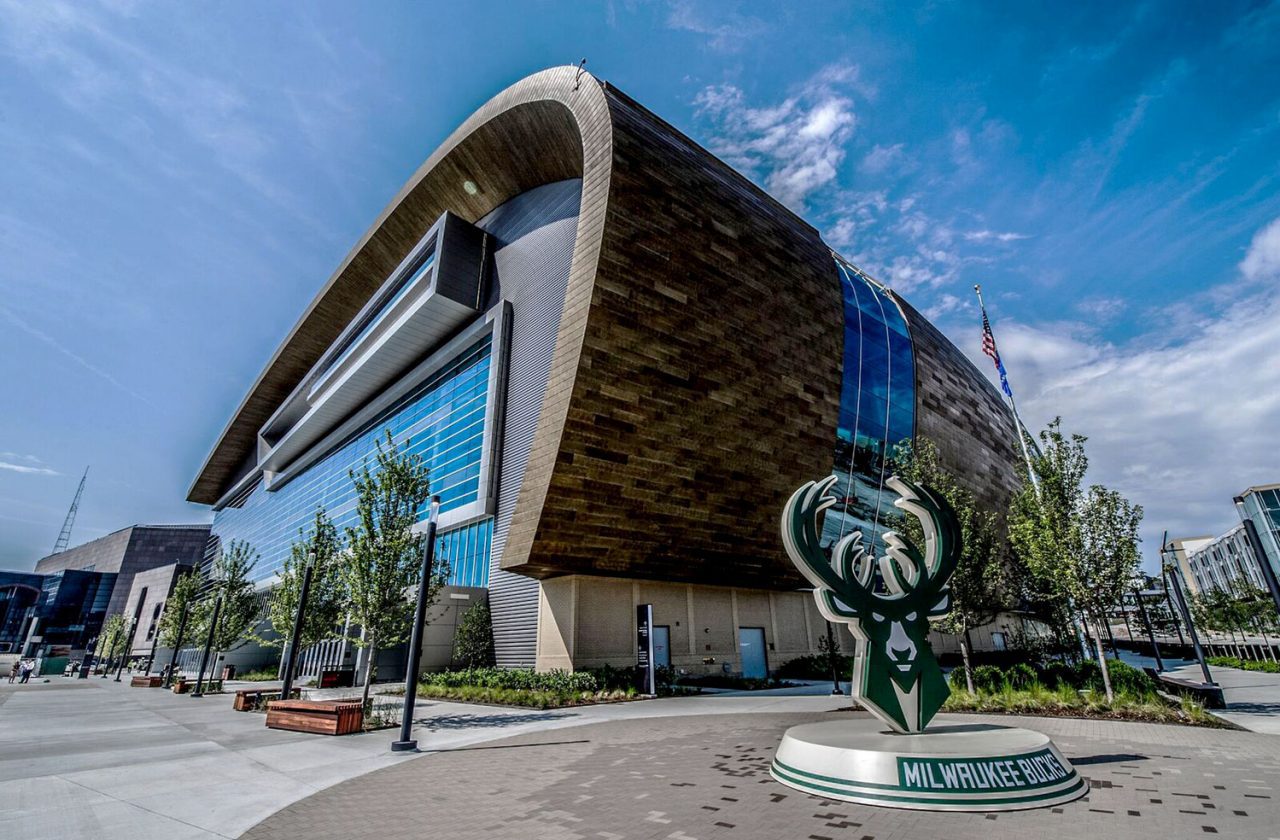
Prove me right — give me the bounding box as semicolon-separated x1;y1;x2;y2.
211;336;495;587
822;258;916;554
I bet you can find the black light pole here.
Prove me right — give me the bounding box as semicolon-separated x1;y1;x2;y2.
114;618;138;682
825;622;843;695
1235;497;1280;621
280;551;315;702
191;596;222;698
145;630;160;676
80;636;96;679
392;496;440;753
164;601;190;688
1133;583;1165;672
1162;548;1214;685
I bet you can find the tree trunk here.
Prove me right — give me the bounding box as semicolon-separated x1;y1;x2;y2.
960;626;976;693
1094;622;1115;703
1104;619;1119;658
360;640;378;709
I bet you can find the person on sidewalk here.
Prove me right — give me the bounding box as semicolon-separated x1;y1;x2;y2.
7;660;19;683
18;659;35;684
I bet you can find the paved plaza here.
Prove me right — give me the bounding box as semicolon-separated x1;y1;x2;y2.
5;674;1280;840
245;709;1280;840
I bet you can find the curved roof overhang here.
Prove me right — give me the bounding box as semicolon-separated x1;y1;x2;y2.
188;66;612;505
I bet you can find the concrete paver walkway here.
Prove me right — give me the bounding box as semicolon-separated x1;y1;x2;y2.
1167;662;1280;734
245;709;1280;840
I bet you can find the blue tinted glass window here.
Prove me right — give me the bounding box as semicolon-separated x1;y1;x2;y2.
824;259;915;552
212;336;493;586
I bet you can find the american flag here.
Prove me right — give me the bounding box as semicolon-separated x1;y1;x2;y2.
980;309;1014;398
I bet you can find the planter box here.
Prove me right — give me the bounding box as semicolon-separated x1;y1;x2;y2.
172;679;190;694
233;687;300;711
131;676;163;688
266;699;364;736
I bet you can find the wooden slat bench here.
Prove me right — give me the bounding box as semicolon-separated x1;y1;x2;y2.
266;699;364;735
233;687;299;711
130;675;163;688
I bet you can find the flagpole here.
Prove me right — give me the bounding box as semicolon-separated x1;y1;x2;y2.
974;284;1041;498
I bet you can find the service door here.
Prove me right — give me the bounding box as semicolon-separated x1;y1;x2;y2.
738;627;768;679
653;626;671;669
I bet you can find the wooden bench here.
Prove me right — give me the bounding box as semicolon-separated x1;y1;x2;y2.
233;687;299;711
266;699;364;735
130;675;163;688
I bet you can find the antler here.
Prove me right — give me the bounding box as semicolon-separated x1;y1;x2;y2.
879;477;961;612
781;475;962;618
781;477;880;620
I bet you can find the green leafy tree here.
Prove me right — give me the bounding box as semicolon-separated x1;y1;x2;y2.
340;431;449;706
1009;418;1142;702
261;508;346;678
452;600;496;668
157;569;202;650
892;437;1010;693
95;613;128;668
193;540;261;661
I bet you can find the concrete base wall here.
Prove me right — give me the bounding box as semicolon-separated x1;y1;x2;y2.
534;575;855;676
534;576;1041;675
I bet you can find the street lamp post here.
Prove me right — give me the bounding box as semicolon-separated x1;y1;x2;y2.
1132;583;1165;672
164;601;190;688
1162;545;1214;686
280;551;315;702
392;496;440;753
191;596;222;698
114;617;138;682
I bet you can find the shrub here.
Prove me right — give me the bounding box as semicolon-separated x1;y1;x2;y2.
970;665;1005;692
1005;662;1038;689
777;653;854;680
1102;659;1157;696
1038;660;1076;689
421;667;599;693
452;602;495;669
1208;655;1280;674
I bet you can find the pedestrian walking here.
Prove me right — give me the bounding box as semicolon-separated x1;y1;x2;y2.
18;658;35;684
7;659;18;683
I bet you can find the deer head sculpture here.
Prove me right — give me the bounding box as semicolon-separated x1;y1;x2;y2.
782;474;962;733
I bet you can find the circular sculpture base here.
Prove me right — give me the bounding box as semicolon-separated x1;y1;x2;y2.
771;719;1086;812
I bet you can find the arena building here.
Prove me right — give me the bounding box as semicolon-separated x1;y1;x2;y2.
187;66;1020;678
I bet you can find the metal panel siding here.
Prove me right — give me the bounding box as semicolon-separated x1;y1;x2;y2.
477;179;582;667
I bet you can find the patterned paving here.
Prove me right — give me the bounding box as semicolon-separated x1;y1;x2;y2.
244;711;1280;840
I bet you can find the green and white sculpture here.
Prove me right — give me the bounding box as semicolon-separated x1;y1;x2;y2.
771;474;1086;811
782;474;957;733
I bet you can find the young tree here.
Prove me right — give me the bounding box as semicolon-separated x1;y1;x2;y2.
1009;418;1142;702
193;540;261;666
95;613;128;669
157;569;202;651
452;600;496;669
340;431;449;706
261;508;346;678
892;437;1009;693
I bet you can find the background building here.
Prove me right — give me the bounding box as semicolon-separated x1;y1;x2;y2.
188;66;1021;678
1169;483;1280;599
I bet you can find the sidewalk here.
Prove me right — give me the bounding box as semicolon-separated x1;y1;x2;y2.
0;675;854;839
1167;662;1280;734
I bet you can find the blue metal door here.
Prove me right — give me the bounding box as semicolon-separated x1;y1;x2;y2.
738;627;767;679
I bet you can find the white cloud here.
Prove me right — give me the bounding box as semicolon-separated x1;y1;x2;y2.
952;263;1280;569
859;142;905;175
1240;216;1280;283
962;229;1030;243
0;453;59;476
665;1;767;53
694;63;859;210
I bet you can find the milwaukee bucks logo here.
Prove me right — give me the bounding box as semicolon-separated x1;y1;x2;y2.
782;475;961;733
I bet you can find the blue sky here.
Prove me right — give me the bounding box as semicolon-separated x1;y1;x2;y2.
1;1;1277;571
